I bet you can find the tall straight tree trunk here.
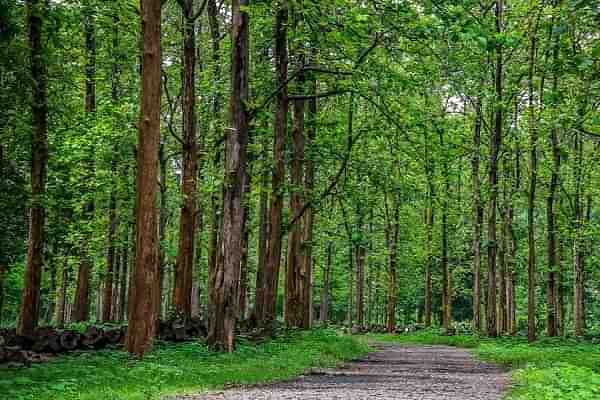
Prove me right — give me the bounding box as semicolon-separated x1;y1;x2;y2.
386;195;400;333
45;258;57;324
356;241;366;329
319;241;332;324
487;0;503;338
56;252;70;328
73;3;96;323
103;184;118;322
173;0;198;318
125;0;162;357
158;143;168;318
557;236;565;334
253;139;269;322
285;67;306;328
263;0;288;324
206;0;223;327
103;16;121;323
471;97;483;333
238;170;251;319
439;131;451;330
300;74;317;328
424;134;435;328
546;16;561;337
207;0;249;352
526;10;539;343
119;226;129;322
572;133;585;336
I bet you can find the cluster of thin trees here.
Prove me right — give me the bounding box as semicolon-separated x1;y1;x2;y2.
8;0;599;359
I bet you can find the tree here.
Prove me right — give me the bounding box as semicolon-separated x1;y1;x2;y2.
207;0;250;351
17;0;49;336
125;0;162;357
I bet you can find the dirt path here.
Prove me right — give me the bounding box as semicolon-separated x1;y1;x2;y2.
177;343;509;400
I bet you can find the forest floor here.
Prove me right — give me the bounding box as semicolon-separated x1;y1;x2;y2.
0;329;368;400
179;343;508;400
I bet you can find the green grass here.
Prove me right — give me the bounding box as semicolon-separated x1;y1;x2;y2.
367;330;600;400
0;329;370;400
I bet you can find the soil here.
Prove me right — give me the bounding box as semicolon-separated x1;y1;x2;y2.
175;343;509;399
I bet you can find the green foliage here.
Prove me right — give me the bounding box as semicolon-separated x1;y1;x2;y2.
0;329;369;400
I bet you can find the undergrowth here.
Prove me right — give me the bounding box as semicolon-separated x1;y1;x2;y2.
0;329;369;400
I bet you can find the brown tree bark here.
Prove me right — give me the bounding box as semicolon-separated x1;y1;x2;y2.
487;0;503;338
207;0;249;352
206;0;223;328
319;241;332;324
253;139;270;322
439;130;451;330
103;187;118;322
262;0;289;324
546;16;561;337
471;97;483;333
572;133;585;336
173;0;199;318
386;194;400;333
526;11;539;343
73;3;97;323
125;0;162;357
356;239;366;329
302;88;317;329
285;66;306;328
424;129;435;328
238;170;251;319
17;0;49;336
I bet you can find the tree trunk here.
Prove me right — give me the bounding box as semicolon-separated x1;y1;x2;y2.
18;0;49;336
207;0;249;352
471;97;483;333
73;3;97;323
526;12;538;343
356;241;365;329
253;139;270;321
546;18;561;337
386;196;400;333
238;170;251;319
300;84;316;329
262;0;288;324
487;0;503;338
119;227;129;322
103;188;118;322
572;133;585;336
424;132;435;328
55;252;70;327
173;0;198;319
439;131;451;330
285;66;306;328
125;0;162;357
319;241;332;324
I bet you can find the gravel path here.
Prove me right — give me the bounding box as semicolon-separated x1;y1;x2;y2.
176;343;509;400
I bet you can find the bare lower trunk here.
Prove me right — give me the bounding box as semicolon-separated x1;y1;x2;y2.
285;67;306;328
173;0;198;318
471;97;483;333
263;1;288;324
319;242;332;324
253;139;269;321
207;0;249;351
356;243;366;329
125;0;162;357
386;200;399;333
487;0;503;338
18;0;49;336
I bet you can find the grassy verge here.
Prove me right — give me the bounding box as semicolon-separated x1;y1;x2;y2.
367;331;600;400
0;329;370;400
